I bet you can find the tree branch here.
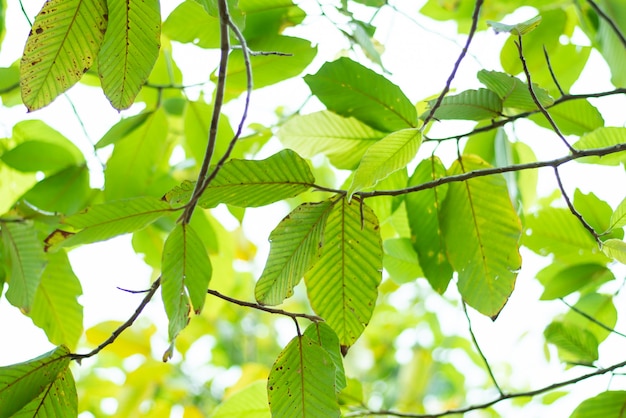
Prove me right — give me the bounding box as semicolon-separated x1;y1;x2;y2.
560;298;626;339
422;0;484;127
587;0;626;50
69;277;161;363
345;358;626;417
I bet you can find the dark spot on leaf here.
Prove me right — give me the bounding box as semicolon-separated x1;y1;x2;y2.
35;27;43;34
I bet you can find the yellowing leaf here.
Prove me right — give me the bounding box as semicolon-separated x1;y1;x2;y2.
20;0;107;110
602;239;626;264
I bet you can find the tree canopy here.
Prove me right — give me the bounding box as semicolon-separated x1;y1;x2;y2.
1;0;626;416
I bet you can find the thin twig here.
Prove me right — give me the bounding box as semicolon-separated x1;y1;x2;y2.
543;46;565;96
345;358;626;417
553;166;602;244
463;303;503;395
359;141;626;198
587;0;626;49
181;0;231;224
560;298;626;339
231;45;293;56
207;289;323;322
515;35;575;153
422;0;484;127
19;0;32;26
70;278;161;362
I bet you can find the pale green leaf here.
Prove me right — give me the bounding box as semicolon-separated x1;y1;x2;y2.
304;57;417;132
30;251;83;350
573;127;626;166
10;368;77;418
212;381;270;418
95;112;154;149
267;334;340;418
350;20;384;69
574;190;620;239
383;238;424;284
570;391;626;418
0;346;71;418
602;239;626;264
593;1;626;87
23;165;93;215
425;89;502;121
98;0;161;110
163;1;221;49
544;321;598;365
487;15;542;35
406;157;453;293
1;221;46;313
303;323;346;393
165;150;315;208
441;156;522;318
609;196;626;230
564;293;617;344
528;100;604;135
183;100;235;167
538;263;614;300
162;224;212;341
305;198;382;346
45;197;173;251
348;128;421;197
255;201;333;305
20;0;107;110
477;70;554;111
278;111;384;170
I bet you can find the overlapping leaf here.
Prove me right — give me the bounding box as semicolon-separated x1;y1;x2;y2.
0;346;73;417
609;196;626;231
45;197;172;251
98;0;161;109
544;321;598;365
405;157;453;293
267;333;340;418
304;57;417;132
477;70;553;111
162;224;212;342
1;220;46;313
602;239;626;264
10;368;76;418
441;155;522;318
164;150;315;208
278;111;384;170
30;251;83;350
20;0;107;110
528;100;603;135
255;201;333;305
348;128;421;197
425;89;502;121
212;381;270;418
303;323;346;392
305;198;382;346
573;127;626;166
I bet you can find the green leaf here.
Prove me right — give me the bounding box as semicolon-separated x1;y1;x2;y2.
45;196;173;251
277;111;384;170
163;1;221;49
528;100;604;136
564;293;617;344
425;89;502;121
487;15;542;36
239;0;305;40
441;155;522;318
304;57;417;132
405;157;453;293
544;321;598;365
98;0;161;110
95;111;154;149
30;251;83;350
538;263;614;300
0;346;72;418
305;198;382;346
222;35;317;101
348;128;421;197
570;391;626;418
10;367;77;418
164;150;315;208
183;99;235;166
592;1;626;87
1;221;46;313
23;165;92;215
162;224;212;341
212;381;270;418
267;334;340;418
477;70;554;111
574;190;618;238
303;323;346;393
609;196;626;230
573;127;626;166
255;201;333;305
602;239;626;264
19;0;107;110
382;238;424;284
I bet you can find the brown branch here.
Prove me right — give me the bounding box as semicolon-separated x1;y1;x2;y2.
345;358;626;417
422;0;484;127
207;289;323;322
359;142;626;198
543;46;565;96
515;35;575;153
69;277;161;362
587;0;626;50
553;167;602;244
